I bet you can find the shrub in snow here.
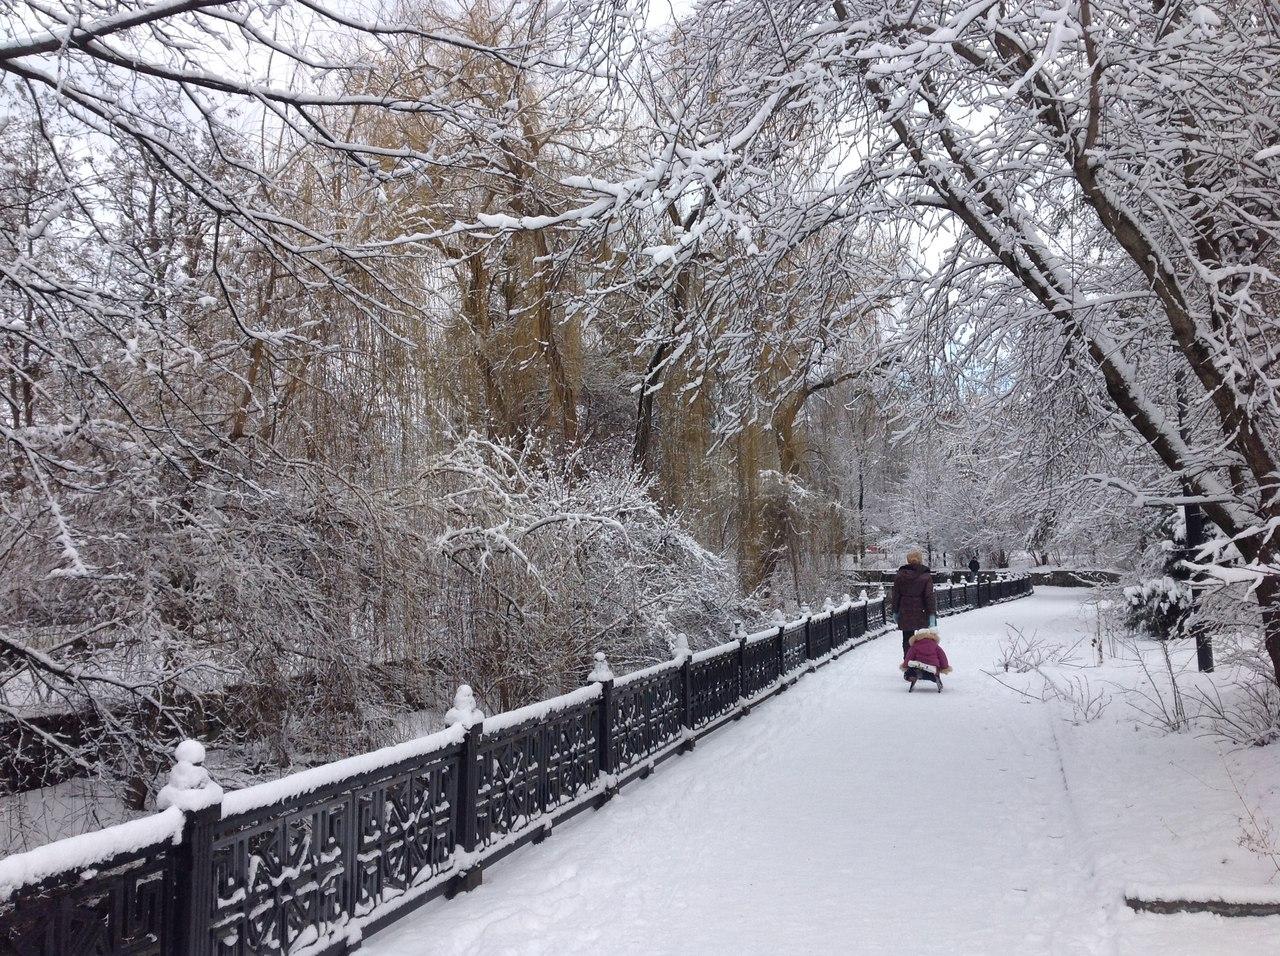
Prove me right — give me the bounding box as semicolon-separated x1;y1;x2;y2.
1045;674;1111;725
994;626;1074;674
1192;637;1280;747
419;433;739;711
1120;634;1192;733
1123;576;1194;641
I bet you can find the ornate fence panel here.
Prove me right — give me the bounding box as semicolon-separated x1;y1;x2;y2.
742;635;782;698
831;608;850;649
781;623;808;673
209;745;461;955
473;701;600;850
689;649;741;726
608;667;684;770
0;842;176;956
810;614;832;658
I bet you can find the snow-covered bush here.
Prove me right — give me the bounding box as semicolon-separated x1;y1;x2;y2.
0;454;436;807
1;432;742;818
1193;634;1280;748
995;626;1074;673
1122;576;1194;641
418;433;740;711
1046;674;1111;725
1119;634;1192;733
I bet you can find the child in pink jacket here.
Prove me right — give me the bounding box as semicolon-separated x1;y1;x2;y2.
899;628;952;685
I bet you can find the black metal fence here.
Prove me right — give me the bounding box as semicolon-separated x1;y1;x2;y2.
0;577;1033;956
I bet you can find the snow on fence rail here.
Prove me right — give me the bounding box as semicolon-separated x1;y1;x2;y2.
0;577;1033;956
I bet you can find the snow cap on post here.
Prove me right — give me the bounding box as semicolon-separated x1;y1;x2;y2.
770;608;787;626
859;588;869;604
823;598;835;613
732;619;745;639
671;632;691;660
589;651;614;683
445;684;484;728
156;738;223;812
800;603;812;617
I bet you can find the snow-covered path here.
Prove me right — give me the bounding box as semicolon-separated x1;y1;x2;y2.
364;591;1265;955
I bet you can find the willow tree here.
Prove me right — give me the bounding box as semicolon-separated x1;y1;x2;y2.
637;0;1280;680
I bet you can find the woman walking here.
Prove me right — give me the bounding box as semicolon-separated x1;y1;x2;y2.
892;549;937;656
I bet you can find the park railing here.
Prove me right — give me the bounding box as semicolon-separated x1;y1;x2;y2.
0;575;1034;956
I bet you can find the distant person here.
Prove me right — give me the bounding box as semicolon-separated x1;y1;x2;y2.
892;549;937;656
968;555;980;577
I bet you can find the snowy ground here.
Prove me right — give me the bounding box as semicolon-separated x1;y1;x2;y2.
365;589;1279;955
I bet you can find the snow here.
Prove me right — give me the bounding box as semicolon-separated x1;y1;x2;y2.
690;639;741;664
443;685;484;728
479;684;602;735
614;658;680;687
156;739;223;812
0;780;134;855
588;652;615;683
0;807;184;903
745;625;781;645
222;724;468;817
1126;883;1280;906
363;590;1278;955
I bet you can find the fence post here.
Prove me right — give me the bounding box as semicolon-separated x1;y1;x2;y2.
837;594;851;651
588;655;614;788
443;685;484;897
734;622;748;712
174;807;219;956
802;605;813;664
774;623;786;685
452;721;483;894
157;740;221;956
821;598;835;655
675;634;695;750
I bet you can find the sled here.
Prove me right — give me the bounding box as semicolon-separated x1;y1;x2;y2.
904;662;942;693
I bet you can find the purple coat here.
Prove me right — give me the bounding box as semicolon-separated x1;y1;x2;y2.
892;563;936;631
902;635;950;672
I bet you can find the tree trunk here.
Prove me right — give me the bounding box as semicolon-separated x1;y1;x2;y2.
1258;576;1280;687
